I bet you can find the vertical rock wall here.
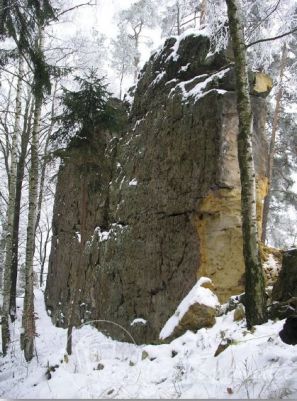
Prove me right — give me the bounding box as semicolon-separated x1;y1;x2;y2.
45;32;270;343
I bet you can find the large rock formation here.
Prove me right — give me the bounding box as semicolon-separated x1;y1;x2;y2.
45;32;270;343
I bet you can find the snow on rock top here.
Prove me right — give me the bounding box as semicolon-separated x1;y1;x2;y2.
166;27;210;62
170;67;230;102
128;178;138;186
130;318;147;326
159;277;219;340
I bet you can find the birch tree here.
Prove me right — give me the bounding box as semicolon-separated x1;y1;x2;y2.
0;0;56;357
10;91;33;318
1;56;24;355
21;26;45;362
225;0;267;328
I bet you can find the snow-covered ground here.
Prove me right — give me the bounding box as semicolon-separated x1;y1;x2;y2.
1;290;297;399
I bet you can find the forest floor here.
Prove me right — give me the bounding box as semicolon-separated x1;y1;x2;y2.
0;289;297;399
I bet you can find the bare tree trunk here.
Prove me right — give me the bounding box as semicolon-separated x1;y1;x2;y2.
0;218;6;290
200;0;207;27
21;94;42;361
1;56;24;355
133;32;141;82
21;28;44;362
35;80;57;233
176;1;181;35
119;67;124;100
10;94;33;321
39;219;51;287
261;44;287;244
34;82;57;288
226;0;267;328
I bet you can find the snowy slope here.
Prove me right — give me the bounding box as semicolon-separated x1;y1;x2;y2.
1;289;297;399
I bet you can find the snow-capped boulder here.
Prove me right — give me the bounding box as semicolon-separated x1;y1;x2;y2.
160;278;219;341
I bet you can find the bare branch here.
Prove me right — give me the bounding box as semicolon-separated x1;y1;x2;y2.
247;26;297;48
54;1;96;20
247;0;282;39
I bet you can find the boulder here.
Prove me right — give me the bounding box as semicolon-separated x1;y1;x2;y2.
167;302;217;340
159;277;219;341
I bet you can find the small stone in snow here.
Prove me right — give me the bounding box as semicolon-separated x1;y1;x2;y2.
96;363;104;370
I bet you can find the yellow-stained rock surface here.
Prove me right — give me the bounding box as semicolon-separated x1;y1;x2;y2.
233;303;245;321
195;94;269;302
195;188;244;302
253;72;273;94
195;182;269;302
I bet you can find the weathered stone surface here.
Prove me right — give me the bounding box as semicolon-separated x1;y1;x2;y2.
45;32;269;343
272;249;297;302
233;303;245;321
268;297;297;321
267;249;297;320
261;246;282;287
165;302;217;341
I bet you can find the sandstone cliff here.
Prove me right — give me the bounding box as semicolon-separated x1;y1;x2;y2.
45;31;270;343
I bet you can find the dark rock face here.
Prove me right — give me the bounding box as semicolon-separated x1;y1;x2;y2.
272;249;297;302
45;33;269;343
269;249;297;320
279;316;297;345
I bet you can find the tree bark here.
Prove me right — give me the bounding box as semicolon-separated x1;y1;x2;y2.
21;27;44;362
21;94;41;361
119;67;124;100
176;1;181;35
261;44;287;244
35;80;58;234
200;0;207;27
39;221;50;287
1;56;23;355
226;0;267;328
10;93;33;321
133;28;141;82
0;218;7;290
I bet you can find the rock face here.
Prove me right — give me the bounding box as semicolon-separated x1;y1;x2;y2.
267;249;297;320
272;249;297;302
45;32;270;343
279;316;297;345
